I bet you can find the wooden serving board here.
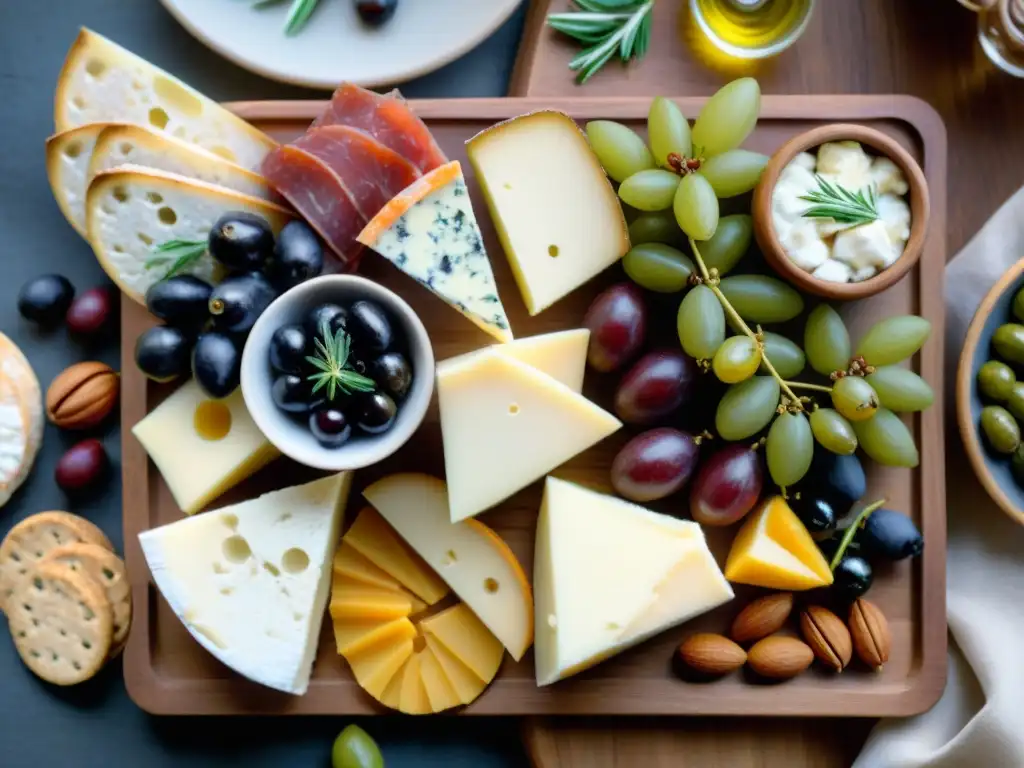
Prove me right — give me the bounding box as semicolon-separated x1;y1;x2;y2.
121;95;947;718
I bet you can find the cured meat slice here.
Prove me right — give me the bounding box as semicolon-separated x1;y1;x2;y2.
261;145;365;269
313;83;447;174
292;126;420;222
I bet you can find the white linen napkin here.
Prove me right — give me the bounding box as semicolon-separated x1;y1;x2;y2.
853;187;1024;768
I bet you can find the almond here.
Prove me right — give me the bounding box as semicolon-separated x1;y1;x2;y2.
799;605;852;672
746;635;814;680
676;633;747;676
46;362;119;430
849;598;891;670
730;592;794;644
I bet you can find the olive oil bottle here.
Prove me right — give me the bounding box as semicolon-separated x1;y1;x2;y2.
690;0;815;59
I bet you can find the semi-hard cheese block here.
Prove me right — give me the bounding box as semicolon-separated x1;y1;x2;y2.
363;473;533;660
437;349;621;522
534;477;733;686
725;496;834;590
356;161;513;343
0;334;43;510
131;380;279;515
467;111;630;315
138;472;351;695
56;29;276;170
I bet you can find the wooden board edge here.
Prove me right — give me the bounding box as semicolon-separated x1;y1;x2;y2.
508;0;551;96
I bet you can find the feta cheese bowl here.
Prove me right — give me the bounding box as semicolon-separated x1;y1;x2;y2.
752;124;930;300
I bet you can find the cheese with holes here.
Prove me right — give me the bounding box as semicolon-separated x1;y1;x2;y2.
138;472;351;695
440;329;590;393
534;477;733;686
725;496;834;590
56;29;276;169
131;380;279;515
357;161;513;343
437;348;621;522
86;166;292;304
466;111;630;315
45;123;107;237
363;473;533;660
0;335;43;510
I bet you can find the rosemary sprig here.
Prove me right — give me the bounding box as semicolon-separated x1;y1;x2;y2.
799;175;879;227
547;0;654;84
248;0;322;36
144;239;207;279
305;320;377;401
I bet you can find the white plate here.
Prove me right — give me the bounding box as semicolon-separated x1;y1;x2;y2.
160;0;523;90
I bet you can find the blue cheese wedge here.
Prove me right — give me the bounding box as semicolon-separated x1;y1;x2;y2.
356;160;512;343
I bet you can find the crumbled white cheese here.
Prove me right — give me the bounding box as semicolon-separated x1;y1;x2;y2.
812;259;853;283
852;265;878;282
792;152;817;172
831;220;894;272
770;163;818;240
878;193;911;245
816;142;872;191
870;156;909;196
780;221;830;272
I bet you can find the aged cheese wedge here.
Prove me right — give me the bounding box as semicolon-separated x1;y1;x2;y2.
138;472;351;695
725;496;835;590
45;123;108;237
363;473;533;660
467;111;630;315
131;381;279;515
534;477;733;686
0;334;43;510
86;166;292;304
436;348;621;522
56;28;275;169
357;160;513;343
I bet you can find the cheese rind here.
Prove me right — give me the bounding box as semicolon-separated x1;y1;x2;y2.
0;334;43;510
138;472;351;695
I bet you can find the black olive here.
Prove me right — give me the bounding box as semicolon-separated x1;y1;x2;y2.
135;325;192;382
816;535;859;563
267;221;324;290
271;374;319;414
145;275;213;330
371;352;412;400
208;212;275;271
269;324;309;375
310;408;352;448
858;508;923;562
356;392;397;434
208;272;277;335
355;0;398;27
806;452;866;513
303;303;348;340
192;332;241;398
790;495;837;534
832;556;873;602
18;274;75;327
348;301;393;354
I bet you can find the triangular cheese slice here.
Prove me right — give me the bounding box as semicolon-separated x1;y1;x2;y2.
356;160;513;343
420;604;504;685
419;643;462;712
437;349;621;522
424;634;486;705
332;542;403;592
346;620;416;699
138;473;351;695
399;653;432;715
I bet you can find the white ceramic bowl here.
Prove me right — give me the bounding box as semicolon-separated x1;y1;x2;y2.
241;275;434;471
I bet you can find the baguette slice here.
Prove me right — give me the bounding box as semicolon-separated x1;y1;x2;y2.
45;123;111;237
55;28;275;170
85;166;292;304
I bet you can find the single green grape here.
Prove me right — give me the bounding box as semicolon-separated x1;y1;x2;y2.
853;408;920;467
677;284;725;360
855;315;931;366
759;331;806;379
978;360;1016;401
674;172;719;241
332;725;384;768
697;214;752;277
717;275;804;324
804;304;852;376
766;411;813;488
979;405;1021;454
623;243;694;293
715;375;781;441
1014;287;1024;324
865;366;934;412
585;120;654;182
831;375;879;422
1006;382;1024;421
648;96;692;167
628;210;686;248
992;323;1024;366
809;407;858;455
618;169;681;211
691;78;761;158
698;149;770;198
712;335;761;384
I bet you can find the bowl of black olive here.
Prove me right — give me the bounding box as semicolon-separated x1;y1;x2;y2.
240;274;433;470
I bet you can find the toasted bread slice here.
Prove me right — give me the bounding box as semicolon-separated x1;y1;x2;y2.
45;123;112;237
85;166;292;304
55;29;275;170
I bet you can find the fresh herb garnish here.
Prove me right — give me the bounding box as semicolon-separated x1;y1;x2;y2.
799;175;880;227
305;319;377;401
250;0;322;36
547;0;654;85
145;239;207;278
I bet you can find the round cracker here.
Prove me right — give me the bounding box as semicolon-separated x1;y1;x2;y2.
42;543;131;654
0;511;113;613
8;560;114;685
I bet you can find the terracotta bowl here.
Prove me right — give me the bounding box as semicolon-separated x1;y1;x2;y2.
957;257;1024;527
752;123;930;301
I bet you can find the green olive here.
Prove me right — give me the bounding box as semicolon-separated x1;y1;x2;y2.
1007;382;1024;421
978;360;1016;401
1012;443;1024;486
1013;286;1024;324
980;405;1021;454
992;323;1024;365
332;725;384;768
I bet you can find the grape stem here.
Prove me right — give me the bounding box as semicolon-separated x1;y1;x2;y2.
689;237;804;408
784;381;833;394
829;498;886;571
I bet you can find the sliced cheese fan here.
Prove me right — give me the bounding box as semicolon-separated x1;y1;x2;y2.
0;334;43;510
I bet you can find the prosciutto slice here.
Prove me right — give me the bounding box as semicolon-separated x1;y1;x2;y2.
313;83;447;174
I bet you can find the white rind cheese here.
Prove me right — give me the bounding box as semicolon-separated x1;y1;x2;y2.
0;335;43;510
139;472;351;695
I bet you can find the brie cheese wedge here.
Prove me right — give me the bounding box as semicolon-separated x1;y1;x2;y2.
0;334;43;510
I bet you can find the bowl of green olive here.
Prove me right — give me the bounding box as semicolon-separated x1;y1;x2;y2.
958;257;1024;526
